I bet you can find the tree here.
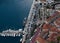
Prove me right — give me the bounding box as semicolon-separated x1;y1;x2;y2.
49;41;55;43
57;36;60;43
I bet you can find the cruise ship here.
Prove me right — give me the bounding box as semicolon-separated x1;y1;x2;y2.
0;0;60;43
0;29;23;37
22;0;60;43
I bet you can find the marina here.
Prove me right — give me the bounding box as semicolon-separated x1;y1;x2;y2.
22;0;60;43
0;0;60;43
0;0;33;43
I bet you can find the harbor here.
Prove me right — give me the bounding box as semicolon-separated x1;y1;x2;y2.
22;0;60;43
0;0;33;43
0;0;60;43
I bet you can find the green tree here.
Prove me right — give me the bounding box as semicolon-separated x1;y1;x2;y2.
57;36;60;43
49;41;55;43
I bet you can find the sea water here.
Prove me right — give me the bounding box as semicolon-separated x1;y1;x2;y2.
0;0;33;43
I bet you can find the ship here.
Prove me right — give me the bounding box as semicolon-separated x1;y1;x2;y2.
0;29;23;37
0;0;60;43
22;0;60;43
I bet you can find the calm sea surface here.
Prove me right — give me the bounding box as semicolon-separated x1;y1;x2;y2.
0;0;33;31
0;0;33;43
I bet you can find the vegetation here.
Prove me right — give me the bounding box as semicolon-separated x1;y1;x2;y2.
31;24;37;37
49;41;55;43
57;36;60;43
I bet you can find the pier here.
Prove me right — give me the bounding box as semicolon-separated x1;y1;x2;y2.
22;0;47;43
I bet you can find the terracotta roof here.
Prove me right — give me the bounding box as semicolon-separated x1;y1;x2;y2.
30;28;40;43
46;11;60;23
50;26;58;32
31;11;60;43
36;35;48;43
47;33;57;41
42;24;51;29
47;37;56;41
55;17;60;26
57;29;60;33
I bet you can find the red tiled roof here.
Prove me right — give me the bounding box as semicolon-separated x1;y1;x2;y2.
50;26;58;32
31;11;60;43
47;33;57;41
57;29;60;32
36;35;47;43
46;11;60;22
30;28;40;43
55;17;60;26
47;37;56;41
42;24;51;29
